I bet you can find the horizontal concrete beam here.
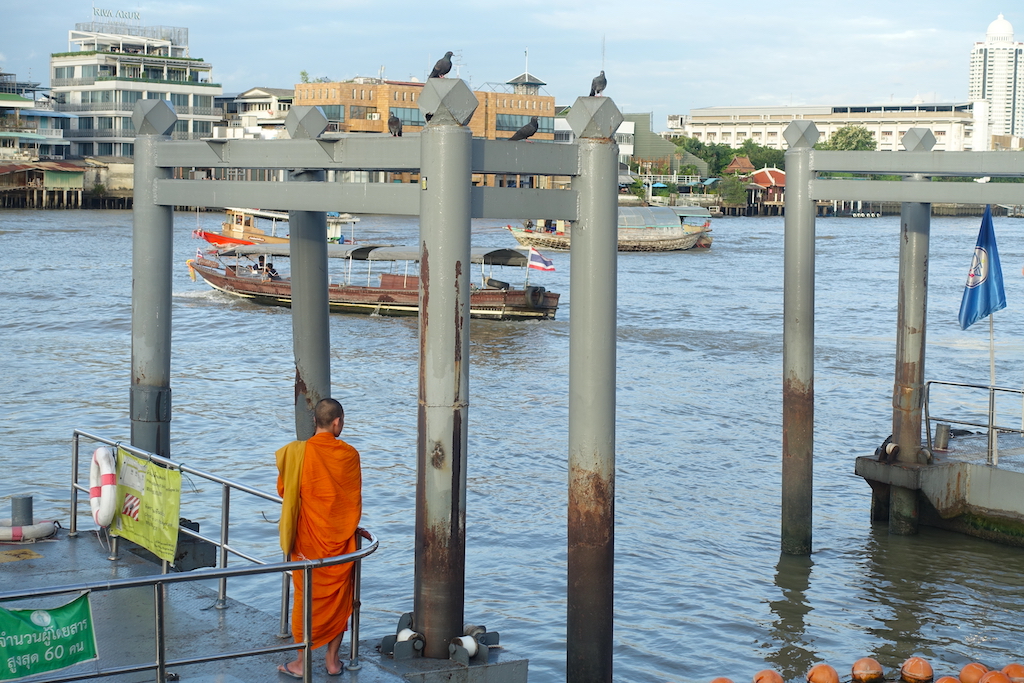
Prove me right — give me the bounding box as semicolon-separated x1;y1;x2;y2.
154;179;579;219
811;179;1024;204
154;137;581;176
811;150;1024;176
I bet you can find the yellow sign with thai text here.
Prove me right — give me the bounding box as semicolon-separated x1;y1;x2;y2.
112;447;180;563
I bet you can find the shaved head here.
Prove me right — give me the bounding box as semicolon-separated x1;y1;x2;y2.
314;398;345;429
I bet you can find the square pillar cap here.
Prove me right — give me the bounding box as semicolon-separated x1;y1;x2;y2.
902;128;936;152
286;106;329;139
419;78;478;127
132;100;177;136
783;120;820;149
566;97;623;139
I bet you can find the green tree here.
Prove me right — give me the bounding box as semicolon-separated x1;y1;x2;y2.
673;137;736;177
629;178;647;203
300;70;310;84
716;176;747;205
817;125;877;151
737;138;785;170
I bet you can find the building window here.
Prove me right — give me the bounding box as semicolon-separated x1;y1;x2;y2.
120;90;143;104
98;142;113;156
82;65;98;78
121;143;134;157
170;93;189;107
83;90;114;103
350;105;377;120
881;131;893;137
194;120;212;135
495;114;554;134
78;117;94;130
390;106;426;126
174;120;188;133
707;132;716;139
78;142;94;156
121;117;134;131
195;95;212;108
935;130;946;137
554;130;572;142
146;92;166;99
97;117;114;130
752;131;762;137
54;66;74;79
767;131;777;138
321;105;345;121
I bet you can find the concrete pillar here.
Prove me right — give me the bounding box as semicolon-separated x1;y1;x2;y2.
130;101;178;456
413;79;476;659
565;97;623;683
889;129;936;535
780;121;820;556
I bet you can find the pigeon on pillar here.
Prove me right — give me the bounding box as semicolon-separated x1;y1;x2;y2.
590;70;607;97
388;113;403;136
429;51;454;79
508;116;539;141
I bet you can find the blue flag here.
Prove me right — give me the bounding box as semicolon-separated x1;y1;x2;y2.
958;205;1006;330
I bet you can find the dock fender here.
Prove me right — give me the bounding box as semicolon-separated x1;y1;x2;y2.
89;446;118;527
0;519;58;542
525;286;545;308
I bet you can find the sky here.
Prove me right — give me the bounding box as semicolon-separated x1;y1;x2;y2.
0;1;1017;131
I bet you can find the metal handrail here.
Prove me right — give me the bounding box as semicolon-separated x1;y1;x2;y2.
924;380;1024;466
57;429;376;682
0;532;378;683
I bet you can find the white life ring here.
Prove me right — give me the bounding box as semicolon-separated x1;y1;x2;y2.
89;446;118;527
0;519;57;542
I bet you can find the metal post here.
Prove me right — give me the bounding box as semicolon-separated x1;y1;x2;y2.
781;121;820;556
414;79;476;659
216;484;230;607
130;101;177;457
154;583;167;682
285;108;332;440
279;553;291;639
70;434;79;537
889;129;935;536
347;531;363;671
565;97;622;683
303;566;314;683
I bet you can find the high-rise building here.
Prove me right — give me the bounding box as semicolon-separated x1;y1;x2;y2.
49;20;222;158
968;14;1024;141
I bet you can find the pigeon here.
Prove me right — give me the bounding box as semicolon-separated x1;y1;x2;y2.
508;116;539;142
388;114;403;137
429;51;454;79
590;70;606;97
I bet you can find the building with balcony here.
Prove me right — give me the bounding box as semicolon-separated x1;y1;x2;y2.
213;87;294;139
969;14;1024;142
294;72;555;141
0;91;74;160
48;21;222;157
668;103;979;152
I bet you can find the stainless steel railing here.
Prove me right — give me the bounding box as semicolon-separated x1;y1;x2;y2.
924;380;1024;466
52;429;377;681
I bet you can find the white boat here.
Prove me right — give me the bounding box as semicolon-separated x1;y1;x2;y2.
507;206;713;252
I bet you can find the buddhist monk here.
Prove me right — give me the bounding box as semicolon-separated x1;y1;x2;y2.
276;398;362;678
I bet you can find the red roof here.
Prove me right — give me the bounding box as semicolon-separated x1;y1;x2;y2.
751;167;785;188
724;156;756;174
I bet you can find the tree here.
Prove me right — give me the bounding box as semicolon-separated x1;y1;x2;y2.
716;176;747;205
300;70;310;84
817;125;876;151
673;137;736;177
737;138;785;170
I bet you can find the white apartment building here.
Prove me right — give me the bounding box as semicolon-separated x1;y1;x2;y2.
968;14;1023;140
213;87;294;139
554;117;635;164
667;103;978;151
49;19;222;157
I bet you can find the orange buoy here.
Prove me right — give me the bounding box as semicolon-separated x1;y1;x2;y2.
938;677;962;683
1003;664;1024;683
754;671;784;683
852;658;885;683
978;672;1011;683
710;678;735;683
961;663;990;683
807;664;840;683
902;657;934;683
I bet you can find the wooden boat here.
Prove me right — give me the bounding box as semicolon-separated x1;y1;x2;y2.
187;244;560;321
508;206;713;252
196;208;360;248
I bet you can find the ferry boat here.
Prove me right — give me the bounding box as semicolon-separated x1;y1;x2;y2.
196;208;361;248
188;244;560;321
507;206;713;252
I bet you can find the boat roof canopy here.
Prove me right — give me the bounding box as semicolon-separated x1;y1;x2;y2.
218;243;530;266
619;206;691;228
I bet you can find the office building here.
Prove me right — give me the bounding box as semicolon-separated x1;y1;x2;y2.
968;14;1024;141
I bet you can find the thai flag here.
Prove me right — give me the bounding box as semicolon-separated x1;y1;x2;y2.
196;248;203;260
958;205;1006;330
528;247;555;271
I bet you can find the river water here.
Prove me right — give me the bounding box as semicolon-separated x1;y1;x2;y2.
2;209;1023;681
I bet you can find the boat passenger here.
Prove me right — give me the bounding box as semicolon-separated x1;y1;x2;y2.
276;398;362;678
266;262;280;280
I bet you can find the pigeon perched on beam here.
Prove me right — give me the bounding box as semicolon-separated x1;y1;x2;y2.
388;113;402;136
429;51;454;79
590;70;606;97
508;116;539;142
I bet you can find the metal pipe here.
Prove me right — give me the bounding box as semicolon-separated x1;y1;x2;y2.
781;123;818;556
415;109;472;659
130;129;174;457
217;484;230;608
288;169;331;441
70;433;79;536
567;131;619;683
889;135;934;535
11;496;33;528
347;531;363;671
303;567;313;683
154;583;167;682
988;388;998;465
279;554;291;639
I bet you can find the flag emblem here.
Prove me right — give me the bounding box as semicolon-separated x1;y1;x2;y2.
959;205;1006;330
528;247;555;272
122;493;141;521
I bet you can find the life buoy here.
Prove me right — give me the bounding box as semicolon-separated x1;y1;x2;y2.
0;519;57;542
89;446;118;527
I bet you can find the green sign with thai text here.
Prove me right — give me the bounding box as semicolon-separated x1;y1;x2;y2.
0;592;98;680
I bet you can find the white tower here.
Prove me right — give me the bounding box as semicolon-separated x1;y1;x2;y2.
968;14;1024;142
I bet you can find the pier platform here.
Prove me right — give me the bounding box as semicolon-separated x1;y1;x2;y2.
856;432;1024;546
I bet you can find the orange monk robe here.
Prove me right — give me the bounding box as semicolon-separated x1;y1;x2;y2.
276;431;362;649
